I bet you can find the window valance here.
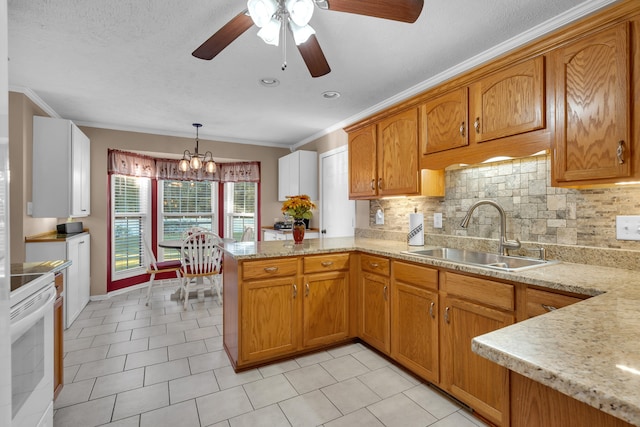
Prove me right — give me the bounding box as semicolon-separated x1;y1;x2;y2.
109;150;260;182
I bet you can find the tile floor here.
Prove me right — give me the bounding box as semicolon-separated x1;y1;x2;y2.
54;280;490;427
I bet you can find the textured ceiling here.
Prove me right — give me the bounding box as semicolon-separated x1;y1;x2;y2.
7;0;618;149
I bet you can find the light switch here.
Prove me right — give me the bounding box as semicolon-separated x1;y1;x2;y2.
616;215;640;241
434;212;443;229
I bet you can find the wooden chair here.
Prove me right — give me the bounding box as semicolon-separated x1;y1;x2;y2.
142;233;181;306
179;231;224;310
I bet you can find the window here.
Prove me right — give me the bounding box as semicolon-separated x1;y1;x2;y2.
224;182;257;241
159;180;218;259
111;175;150;279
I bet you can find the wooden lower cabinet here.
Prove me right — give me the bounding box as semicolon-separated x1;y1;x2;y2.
511;372;634;427
391;261;439;383
53;295;64;399
440;272;514;427
359;254;391;354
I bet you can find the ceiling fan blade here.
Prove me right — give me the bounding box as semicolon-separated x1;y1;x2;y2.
192;10;254;60
296;34;331;78
322;0;423;23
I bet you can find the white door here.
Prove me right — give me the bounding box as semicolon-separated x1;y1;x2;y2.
320;146;355;238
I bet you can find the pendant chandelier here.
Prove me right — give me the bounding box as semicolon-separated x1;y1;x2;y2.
179;123;216;173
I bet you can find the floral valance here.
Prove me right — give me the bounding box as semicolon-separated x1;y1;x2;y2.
108;150;156;178
109;150;260;183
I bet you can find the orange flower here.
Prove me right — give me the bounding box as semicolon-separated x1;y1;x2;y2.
281;194;316;220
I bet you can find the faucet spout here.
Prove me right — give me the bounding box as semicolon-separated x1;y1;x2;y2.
460;200;521;256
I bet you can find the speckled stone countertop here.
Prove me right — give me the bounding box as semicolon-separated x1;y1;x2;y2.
11;259;72;275
223;237;640;426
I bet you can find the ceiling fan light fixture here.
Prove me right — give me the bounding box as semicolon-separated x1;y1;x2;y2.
258;18;281;46
290;21;315;45
247;0;278;27
286;0;314;26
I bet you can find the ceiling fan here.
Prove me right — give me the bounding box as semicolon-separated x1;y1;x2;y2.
192;0;424;78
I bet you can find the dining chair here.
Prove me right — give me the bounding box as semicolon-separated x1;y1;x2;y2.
179;231;224;310
241;226;255;242
142;232;182;306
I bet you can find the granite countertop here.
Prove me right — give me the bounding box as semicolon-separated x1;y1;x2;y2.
222;237;640;425
11;260;72;275
25;230;89;242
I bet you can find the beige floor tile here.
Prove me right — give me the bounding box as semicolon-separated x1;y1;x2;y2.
295;350;333;367
285;364;336;395
367;393;437;427
97;415;140;426
214;366;262;390
91;330;133;347
115;317;151;332
323;407;384;427
196;386;253;426
77;323;119;338
166;319;200;334
63;336;94;352
168;340;207;360
279;390;342;427
106;338;149;358
67;317;104;330
102;312;137;325
130;324;167;340
184;325;219;341
430;411;484;427
149;331;186;349
204;335;223;352
75;356;126;381
358;366;415;399
63;365;80;384
351;348;392;370
169;370;220;403
403;384;461;419
243;374;298;409
321;354;370;382
53;395;116;427
91;367;145;399
188;349;231;374
458;409;491;426
149;312;182;326
112;382;169;421
229;404;291;427
258;359;300;378
53;378;95;408
327;343;367;358
124;347;168;370
89;307;124;318
180;309;211;320
321;378;381;414
145;358;191;386
140;399;201;427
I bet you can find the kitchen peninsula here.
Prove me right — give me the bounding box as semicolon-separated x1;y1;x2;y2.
222;237;640;427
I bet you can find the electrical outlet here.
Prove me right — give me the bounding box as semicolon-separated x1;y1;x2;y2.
375;209;384;225
616;215;640;241
434;212;443;229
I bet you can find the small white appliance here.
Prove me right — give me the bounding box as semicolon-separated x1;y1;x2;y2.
10;272;55;427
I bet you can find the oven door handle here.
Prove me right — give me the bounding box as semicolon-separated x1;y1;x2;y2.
11;285;56;342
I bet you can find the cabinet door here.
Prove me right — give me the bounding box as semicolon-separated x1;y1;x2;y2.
553;22;631;183
241;277;300;362
278;155;290;202
441;295;513;427
348;124;378;199
470;56;545;143
377;108;420;196
66;238;82;326
77;234;91;311
360;271;390;354
303;270;349;348
70;123;90;217
392;281;439;383
421;87;469;154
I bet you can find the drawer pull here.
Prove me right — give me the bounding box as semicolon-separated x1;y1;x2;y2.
617;140;625;165
293;284;297;298
305;283;310;297
383;285;388;301
444;306;450;324
370;179;375;190
369;262;379;268
321;261;334;267
263;267;279;273
378;178;382;190
429;301;435;319
474;117;481;134
541;304;557;312
459;121;465;137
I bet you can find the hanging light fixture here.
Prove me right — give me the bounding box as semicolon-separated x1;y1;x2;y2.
178;123;217;174
247;0;316;48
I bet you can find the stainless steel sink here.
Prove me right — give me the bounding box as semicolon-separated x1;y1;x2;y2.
401;247;557;272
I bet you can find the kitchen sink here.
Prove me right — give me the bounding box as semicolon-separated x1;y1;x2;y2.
401;247;558;272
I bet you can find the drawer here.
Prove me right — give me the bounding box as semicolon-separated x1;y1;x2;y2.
54;272;64;297
526;287;585;318
442;272;514;311
242;258;298;280
304;253;350;273
393;261;438;290
360;254;390;276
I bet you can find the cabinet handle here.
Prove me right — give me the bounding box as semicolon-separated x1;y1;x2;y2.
378;178;382;190
617;140;625;165
474;117;480;134
383;285;388;301
370;179;375;190
459;122;465;137
263;266;279;273
305;283;310;297
293;284;297;298
541;304;557;312
368;262;379;268
321;261;334;267
429;301;435;319
444;306;450;324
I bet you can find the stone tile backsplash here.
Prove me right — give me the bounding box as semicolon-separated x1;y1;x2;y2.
363;154;640;268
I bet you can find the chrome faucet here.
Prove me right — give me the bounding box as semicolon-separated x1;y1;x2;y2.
460;200;521;256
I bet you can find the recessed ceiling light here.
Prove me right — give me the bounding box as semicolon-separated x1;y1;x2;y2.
322;91;341;99
259;78;280;87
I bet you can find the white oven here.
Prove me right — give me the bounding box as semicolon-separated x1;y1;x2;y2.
10;273;55;427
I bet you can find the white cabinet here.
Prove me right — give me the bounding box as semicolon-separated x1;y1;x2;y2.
278;150;318;201
26;233;91;328
32;116;91;218
263;229;319;241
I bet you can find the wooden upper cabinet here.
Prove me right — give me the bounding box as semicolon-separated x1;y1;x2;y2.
553;22;631;184
348;124;377;199
470;56;545;143
421;87;469;154
377;108;420;196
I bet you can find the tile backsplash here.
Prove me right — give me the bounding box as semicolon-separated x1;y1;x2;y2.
362;154;640;269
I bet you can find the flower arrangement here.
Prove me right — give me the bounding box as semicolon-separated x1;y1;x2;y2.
281;194;316;220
